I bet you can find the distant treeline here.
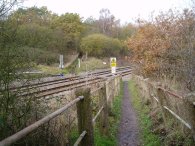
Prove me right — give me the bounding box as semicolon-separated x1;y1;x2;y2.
1;3;194;90
0;7;135;65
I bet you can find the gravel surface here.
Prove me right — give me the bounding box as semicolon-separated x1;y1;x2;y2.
118;81;140;146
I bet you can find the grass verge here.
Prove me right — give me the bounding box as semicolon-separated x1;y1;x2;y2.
36;57;108;75
128;80;194;146
70;82;123;146
75;57;109;73
36;64;67;75
128;80;161;146
94;82;123;146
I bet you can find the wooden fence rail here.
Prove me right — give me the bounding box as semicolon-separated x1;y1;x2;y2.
132;74;195;141
0;75;122;146
0;96;84;146
74;75;121;146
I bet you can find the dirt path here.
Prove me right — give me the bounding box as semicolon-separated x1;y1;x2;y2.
117;81;140;146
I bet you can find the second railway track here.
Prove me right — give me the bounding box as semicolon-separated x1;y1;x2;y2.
8;66;132;98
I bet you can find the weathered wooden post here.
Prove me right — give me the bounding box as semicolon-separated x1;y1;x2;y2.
149;82;158;109
116;76;120;96
106;80;110;111
111;78;115;101
111;78;115;107
156;87;170;129
139;77;146;106
75;88;94;146
106;80;113;115
143;78;150;105
98;84;109;135
114;76;118;96
118;76;121;95
184;92;195;141
116;75;121;96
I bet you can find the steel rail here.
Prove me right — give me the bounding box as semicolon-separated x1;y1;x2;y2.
10;68;131;96
10;66;131;90
13;69;132;98
37;78;103;97
0;68;131;146
18;77;102;97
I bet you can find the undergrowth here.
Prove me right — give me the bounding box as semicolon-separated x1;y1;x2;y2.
129;80;161;146
129;79;194;146
70;82;123;146
94;82;123;146
75;57;109;73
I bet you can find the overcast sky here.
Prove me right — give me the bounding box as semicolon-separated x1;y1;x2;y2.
23;0;191;23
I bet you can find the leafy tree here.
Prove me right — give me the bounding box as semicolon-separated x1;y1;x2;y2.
11;6;53;26
0;0;40;141
9;7;86;64
127;9;195;91
81;33;122;57
83;16;100;36
81;34;108;56
118;23;136;40
51;13;84;51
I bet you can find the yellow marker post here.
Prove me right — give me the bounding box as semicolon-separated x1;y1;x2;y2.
110;57;116;73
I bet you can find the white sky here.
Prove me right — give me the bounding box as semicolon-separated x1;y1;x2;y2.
23;0;191;24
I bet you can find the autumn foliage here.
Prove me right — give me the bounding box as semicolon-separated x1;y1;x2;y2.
127;9;195;91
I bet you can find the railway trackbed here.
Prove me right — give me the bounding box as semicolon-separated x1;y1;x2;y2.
4;66;132;98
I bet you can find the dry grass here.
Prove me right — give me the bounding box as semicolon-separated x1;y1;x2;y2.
36;57;109;75
75;57;109;73
36;64;69;75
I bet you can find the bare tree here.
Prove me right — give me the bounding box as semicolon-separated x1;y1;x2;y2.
98;8;118;36
0;0;22;18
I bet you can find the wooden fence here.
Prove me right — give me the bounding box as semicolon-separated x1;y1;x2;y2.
132;74;195;141
0;75;121;146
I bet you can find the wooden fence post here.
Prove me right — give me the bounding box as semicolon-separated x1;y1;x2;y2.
118;76;121;95
149;83;158;109
106;80;111;112
116;76;120;96
112;77;116;98
184;93;195;141
99;84;109;135
116;76;121;96
75;88;94;146
157;87;170;129
114;76;118;96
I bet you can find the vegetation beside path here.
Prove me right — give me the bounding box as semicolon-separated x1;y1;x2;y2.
70;82;123;146
129;80;161;146
129;80;194;146
94;82;123;146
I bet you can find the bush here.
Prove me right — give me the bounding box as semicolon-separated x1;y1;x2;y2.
80;34;122;57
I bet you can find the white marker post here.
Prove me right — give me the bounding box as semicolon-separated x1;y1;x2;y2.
110;57;116;74
78;58;81;68
59;55;64;69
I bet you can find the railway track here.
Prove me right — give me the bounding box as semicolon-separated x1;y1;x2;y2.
11;66;131;89
0;66;132;146
9;66;132;98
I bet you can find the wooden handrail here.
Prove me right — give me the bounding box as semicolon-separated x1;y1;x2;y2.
73;131;87;146
0;96;84;146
